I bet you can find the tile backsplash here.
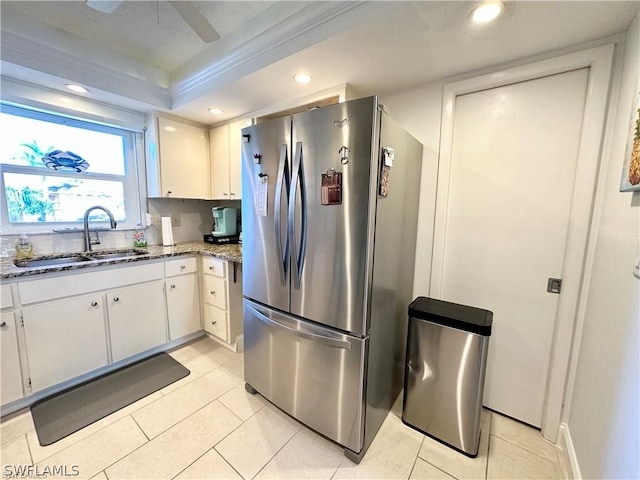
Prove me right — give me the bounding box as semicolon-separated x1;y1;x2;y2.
0;199;242;256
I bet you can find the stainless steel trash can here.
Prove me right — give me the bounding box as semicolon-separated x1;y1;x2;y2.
402;297;492;457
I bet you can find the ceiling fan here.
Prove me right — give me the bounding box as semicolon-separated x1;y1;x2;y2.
85;0;220;43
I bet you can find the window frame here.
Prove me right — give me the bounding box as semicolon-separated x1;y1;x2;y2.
0;103;145;234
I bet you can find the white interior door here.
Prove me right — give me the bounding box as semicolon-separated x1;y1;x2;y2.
433;68;589;427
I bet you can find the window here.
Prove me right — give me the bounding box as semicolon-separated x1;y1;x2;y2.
0;104;143;233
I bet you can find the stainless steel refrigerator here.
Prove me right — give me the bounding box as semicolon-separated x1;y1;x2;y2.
241;96;423;463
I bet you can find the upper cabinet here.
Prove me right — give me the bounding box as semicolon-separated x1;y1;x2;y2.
210;119;247;200
147;116;210;199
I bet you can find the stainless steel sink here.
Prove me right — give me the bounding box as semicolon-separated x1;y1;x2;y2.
14;254;94;268
13;249;149;268
88;249;148;260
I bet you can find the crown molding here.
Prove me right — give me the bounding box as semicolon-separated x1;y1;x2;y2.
169;1;392;108
0;31;171;109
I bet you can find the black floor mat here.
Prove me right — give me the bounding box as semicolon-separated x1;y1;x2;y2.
30;352;190;446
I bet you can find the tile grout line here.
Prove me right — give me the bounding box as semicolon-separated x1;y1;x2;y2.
407;436;425;479
137;378;241;441
25;432;34;466
99;416;160;478
129;414;150;442
485;433;492;480
248;424;302;480
490;432;562;466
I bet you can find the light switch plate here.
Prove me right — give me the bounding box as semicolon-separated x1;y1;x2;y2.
170;213;180;227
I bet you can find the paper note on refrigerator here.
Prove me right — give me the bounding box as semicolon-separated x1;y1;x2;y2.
255;175;268;216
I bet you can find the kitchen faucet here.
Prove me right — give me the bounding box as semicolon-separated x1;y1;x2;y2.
83;206;117;252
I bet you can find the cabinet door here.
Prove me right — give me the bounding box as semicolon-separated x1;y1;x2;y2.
158;117;210;199
210;124;230;199
23;295;108;392
1;312;23;404
166;274;201;340
228;119;246;200
107;281;166;362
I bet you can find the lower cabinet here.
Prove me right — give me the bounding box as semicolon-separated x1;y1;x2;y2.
201;256;242;347
165;257;201;340
22;294;108;392
107;281;167;363
1;311;24;405
4;253;240;407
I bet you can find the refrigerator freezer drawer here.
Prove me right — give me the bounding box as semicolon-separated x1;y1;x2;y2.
243;299;367;453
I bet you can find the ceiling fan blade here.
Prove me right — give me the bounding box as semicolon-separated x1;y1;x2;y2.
85;0;122;14
168;1;220;43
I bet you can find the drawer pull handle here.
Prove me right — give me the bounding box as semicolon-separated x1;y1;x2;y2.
113;297;120;302
180;265;186;270
91;301;98;307
0;321;6;327
210;290;216;295
170;284;176;289
211;321;217;325
209;266;215;271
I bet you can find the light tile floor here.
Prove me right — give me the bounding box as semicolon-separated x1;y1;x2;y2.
0;336;567;479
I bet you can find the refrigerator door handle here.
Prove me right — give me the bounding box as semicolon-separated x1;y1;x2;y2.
289;141;307;289
274;144;290;284
246;304;352;350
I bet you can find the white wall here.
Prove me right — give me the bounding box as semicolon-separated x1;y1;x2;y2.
566;13;640;480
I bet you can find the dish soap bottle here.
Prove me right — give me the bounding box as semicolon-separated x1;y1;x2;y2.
15;233;34;259
133;223;147;249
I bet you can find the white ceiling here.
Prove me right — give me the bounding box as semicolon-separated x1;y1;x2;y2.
1;1;639;126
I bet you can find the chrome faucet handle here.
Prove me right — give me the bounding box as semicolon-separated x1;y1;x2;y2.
90;230;101;246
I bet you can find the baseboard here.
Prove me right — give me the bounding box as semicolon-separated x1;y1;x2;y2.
558;423;582;480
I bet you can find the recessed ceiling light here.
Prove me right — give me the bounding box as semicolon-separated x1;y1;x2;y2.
208;108;224;115
293;73;312;84
470;2;504;23
65;84;89;93
163;126;177;132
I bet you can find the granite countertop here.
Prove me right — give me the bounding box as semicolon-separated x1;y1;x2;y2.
0;241;242;279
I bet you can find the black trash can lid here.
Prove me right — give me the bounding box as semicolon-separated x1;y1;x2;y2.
408;297;493;336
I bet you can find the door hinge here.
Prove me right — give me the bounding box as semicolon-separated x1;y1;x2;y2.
20;315;24;327
547;278;562;294
28;377;31;387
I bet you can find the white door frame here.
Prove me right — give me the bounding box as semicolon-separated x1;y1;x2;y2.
431;44;614;442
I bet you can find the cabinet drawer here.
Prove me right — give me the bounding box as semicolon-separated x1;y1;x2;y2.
1;284;13;309
203;304;228;341
202;275;227;310
165;256;197;277
202;256;226;278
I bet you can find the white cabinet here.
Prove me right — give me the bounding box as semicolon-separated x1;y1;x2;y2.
23;294;108;392
107;281;166;362
1;283;23;405
19;262;165;392
201;256;242;347
1;311;23;405
149;116;210;199
210;119;246;200
165;257;201;340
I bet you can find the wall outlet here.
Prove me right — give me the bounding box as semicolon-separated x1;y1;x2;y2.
170;213;181;227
